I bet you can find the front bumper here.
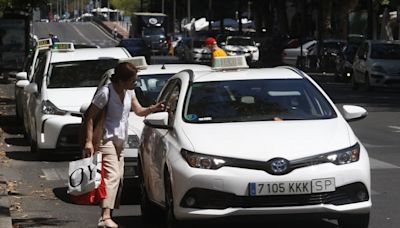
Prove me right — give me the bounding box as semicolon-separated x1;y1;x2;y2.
170;150;371;220
37;114;82;150
370;71;400;87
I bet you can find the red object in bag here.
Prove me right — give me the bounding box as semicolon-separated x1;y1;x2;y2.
70;160;107;205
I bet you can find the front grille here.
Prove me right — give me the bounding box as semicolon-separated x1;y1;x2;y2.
56;124;80;148
180;182;369;209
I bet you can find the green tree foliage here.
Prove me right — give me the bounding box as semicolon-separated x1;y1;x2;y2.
111;0;140;16
0;0;47;17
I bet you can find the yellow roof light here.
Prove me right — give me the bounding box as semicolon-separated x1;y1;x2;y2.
212;56;249;71
118;56;148;70
52;42;75;52
37;38;53;49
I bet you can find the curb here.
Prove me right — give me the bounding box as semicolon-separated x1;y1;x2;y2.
0;175;12;228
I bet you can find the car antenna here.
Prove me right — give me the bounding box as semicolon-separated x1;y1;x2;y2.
161;64;166;70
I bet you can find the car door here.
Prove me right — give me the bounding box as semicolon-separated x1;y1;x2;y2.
142;79;181;204
25;51;50;142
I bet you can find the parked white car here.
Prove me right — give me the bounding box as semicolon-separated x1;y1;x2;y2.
98;61;212;178
21;43;131;158
139;56;371;228
282;40;317;66
222;36;260;63
15;38;53;122
352;40;400;90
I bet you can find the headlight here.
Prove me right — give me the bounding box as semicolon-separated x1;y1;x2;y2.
125;134;140;149
372;65;386;74
41;100;68;115
181;149;226;169
323;143;360;165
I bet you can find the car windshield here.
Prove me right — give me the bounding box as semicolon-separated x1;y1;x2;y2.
136;73;174;106
184;79;336;123
227;37;253;46
370;43;400;59
47;59;118;88
143;27;164;36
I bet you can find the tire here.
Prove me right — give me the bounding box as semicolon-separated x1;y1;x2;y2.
31;139;45;159
365;73;373;91
164;171;181;228
351;74;359;91
338;213;370;228
139;160;159;222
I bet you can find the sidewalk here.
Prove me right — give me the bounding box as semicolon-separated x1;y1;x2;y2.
0;175;12;228
103;21;130;39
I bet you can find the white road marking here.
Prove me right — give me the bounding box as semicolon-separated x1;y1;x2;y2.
363;143;398;148
370;158;400;169
388;125;400;133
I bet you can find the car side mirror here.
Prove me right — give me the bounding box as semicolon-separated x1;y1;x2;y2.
220;42;226;46
16;79;30;89
255;43;260;47
342;105;368;122
24;82;38;95
143;112;172;129
16;71;28;81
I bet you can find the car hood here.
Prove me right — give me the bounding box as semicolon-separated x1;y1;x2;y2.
47;87;97;112
181;118;353;161
224;45;258;52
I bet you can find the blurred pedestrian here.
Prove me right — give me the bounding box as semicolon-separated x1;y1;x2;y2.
205;37;227;61
83;62;164;228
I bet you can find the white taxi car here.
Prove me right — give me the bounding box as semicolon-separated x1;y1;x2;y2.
139;56;371;228
222;36;260;63
21;42;131;157
98;60;211;178
15;38;53;121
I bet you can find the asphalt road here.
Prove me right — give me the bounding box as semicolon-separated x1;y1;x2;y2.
32;21;118;48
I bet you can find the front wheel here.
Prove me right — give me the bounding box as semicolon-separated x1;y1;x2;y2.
139;160;159;222
351;74;359;91
164;171;181;228
338;213;370;228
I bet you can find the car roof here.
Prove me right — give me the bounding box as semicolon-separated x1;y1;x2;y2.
368;40;400;45
138;64;211;75
50;47;129;63
191;67;303;82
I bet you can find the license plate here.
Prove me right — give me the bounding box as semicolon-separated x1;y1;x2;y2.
249;178;335;196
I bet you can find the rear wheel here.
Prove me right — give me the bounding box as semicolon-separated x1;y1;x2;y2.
338;213;370;228
351;74;359;91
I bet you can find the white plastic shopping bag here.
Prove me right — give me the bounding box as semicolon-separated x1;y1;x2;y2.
67;152;102;196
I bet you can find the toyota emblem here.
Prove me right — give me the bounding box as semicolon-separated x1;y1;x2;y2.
269;158;289;175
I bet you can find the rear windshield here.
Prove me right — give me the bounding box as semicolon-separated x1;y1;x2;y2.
47;59;118;88
183;79;336;123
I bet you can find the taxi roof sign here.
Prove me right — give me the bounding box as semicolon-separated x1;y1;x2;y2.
118;56;148;70
52;42;75;52
212;56;249;70
37;38;53;49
